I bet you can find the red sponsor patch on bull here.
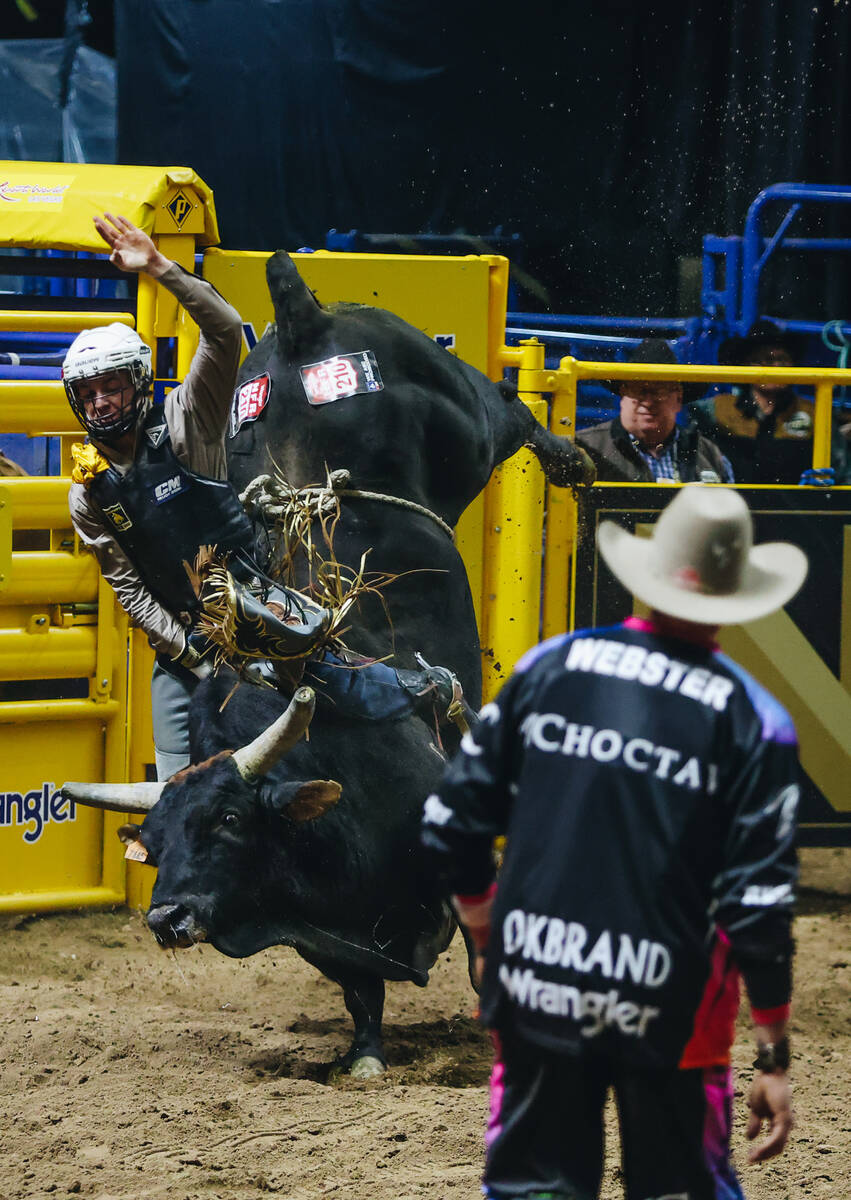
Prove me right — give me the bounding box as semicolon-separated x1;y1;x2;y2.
299;350;384;406
229;372;272;437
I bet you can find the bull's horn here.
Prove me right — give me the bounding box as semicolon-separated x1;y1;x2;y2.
61;781;166;813
232;686;316;782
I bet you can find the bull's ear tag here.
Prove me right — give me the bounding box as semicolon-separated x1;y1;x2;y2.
230;372;272;438
299;350;383;406
123;839;149;863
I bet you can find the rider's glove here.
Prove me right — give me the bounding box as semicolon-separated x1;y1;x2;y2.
172;630;215;680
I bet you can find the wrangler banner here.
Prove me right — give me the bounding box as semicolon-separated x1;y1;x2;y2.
573;484;851;846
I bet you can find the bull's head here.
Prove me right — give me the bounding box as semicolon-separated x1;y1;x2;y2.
62;687;342;955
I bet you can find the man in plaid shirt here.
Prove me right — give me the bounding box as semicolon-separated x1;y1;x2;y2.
577;339;734;484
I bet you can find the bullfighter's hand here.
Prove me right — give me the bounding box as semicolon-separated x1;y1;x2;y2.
93;212;171;278
746;1071;793;1162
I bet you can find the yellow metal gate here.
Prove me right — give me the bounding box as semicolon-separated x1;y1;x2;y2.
0;163;221;912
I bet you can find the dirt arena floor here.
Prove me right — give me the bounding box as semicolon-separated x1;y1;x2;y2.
1;859;848;1200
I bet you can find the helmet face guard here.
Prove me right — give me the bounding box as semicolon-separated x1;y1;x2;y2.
63;325;153;444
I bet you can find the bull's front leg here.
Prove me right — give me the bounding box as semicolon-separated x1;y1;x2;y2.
299;951;387;1079
495;381;596;489
524;420;596;488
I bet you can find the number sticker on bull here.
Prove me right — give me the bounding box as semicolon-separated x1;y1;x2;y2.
229;372;272;437
299;350;384;406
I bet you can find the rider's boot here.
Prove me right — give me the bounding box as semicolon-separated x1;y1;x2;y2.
394;653;476;733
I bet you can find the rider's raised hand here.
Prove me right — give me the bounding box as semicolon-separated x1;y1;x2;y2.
93;212;171;278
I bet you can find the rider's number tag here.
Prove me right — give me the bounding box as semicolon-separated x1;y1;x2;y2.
300;350;384;406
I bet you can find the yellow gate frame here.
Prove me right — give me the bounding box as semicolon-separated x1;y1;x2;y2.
0;162;220;912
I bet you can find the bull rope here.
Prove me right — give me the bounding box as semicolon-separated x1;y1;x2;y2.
240;469;456;543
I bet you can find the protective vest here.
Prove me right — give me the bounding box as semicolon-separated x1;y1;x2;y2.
89;410;256;617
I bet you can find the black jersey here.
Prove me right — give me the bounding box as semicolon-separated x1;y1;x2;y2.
422;619;799;1069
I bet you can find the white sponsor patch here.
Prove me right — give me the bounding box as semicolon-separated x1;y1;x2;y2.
498;965;661;1039
741;883;793;907
565;637;734;712
153;475;186;504
103;501;133;532
423;793;454;826
460;702;500;758
145;422;168;448
518;713;715;793
502;911;672;988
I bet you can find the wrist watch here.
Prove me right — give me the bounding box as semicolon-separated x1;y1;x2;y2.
753;1035;790;1073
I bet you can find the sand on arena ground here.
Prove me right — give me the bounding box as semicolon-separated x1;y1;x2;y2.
0;889;847;1200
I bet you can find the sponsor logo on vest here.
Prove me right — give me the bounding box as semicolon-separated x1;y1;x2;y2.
145;422;168;448
565;637;734;711
0;783;76;844
502;912;672;986
499;912;670;1038
103;502;133;532
498;966;661;1038
153;475;187;504
518;712;717;793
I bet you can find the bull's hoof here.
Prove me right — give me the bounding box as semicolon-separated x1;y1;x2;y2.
329;1052;386;1082
349;1054;385;1080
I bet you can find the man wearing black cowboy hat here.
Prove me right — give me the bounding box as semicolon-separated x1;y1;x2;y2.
424;485;805;1200
576;338;733;484
691;319;851;485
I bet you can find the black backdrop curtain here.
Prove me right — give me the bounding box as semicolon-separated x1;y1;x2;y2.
116;0;851;315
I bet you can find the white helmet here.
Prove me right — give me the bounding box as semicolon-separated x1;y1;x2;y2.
63;323;153;442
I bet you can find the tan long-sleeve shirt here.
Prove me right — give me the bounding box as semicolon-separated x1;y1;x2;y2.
67;262;243;657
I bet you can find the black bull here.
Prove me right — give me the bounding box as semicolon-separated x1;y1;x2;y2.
65;252;593;1076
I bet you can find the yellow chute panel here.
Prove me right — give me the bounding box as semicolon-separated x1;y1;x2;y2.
0;162;220;250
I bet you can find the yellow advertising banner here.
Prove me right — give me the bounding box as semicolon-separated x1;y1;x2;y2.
0;161;220;250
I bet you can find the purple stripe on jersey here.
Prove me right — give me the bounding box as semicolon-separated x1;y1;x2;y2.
514;624;627;675
514;632;573;674
714;652;798;745
702;1066;746;1200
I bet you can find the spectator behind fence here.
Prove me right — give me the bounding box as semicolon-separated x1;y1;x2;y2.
576;339;733;484
691;320;851;485
423;485;807;1200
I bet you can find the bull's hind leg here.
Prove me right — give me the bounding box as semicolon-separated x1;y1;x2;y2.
300;952;387;1079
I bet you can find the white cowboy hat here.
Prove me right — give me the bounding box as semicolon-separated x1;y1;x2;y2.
597;485;808;625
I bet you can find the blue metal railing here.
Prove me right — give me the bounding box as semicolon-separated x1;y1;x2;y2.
740;183;851;331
